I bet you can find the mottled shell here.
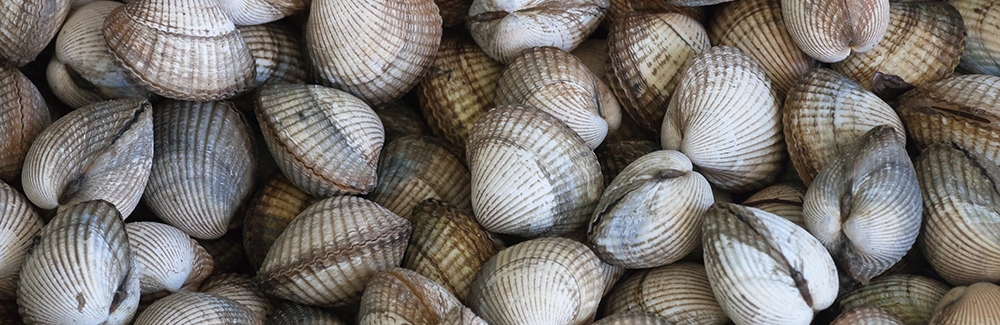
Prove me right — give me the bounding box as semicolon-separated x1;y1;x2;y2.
22;98;153;217
133;292;257;325
306;0;442;105
238;23;308;90
125;222;213;295
255;196;411;307
607;11;710;133
199;274;272;323
266;301;345;325
950;0;1000;75
369;136;471;219
359;268;487;324
496;46;621;149
218;0;308;25
0;0;70;66
468;237;604;325
831;306;906;325
603;262;729;325
929;282;1000;324
782;0;889;63
839;274;951;325
0;64;50;181
742;182;807;227
0;181;42;299
702;203;838;325
17;200;141;325
467;0;608;63
243;172;318;270
467;106;603;237
783;68;906;185
915;143;1000;285
594;313;674;325
254;84;384;197
103;0;256;100
661;46;786;192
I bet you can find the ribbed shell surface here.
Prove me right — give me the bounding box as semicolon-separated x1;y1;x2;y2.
46;58;104;109
606;0;705;27
255;196;411;307
0;0;70;66
306;0;442;106
374;101;430;146
593;313;674;325
742;182;807;227
0;180;42;299
218;0;308;26
358;268;487;325
369;135;471;219
243;172;318;271
266;301;346;325
831;306;906;325
839;275;951;325
125;222;213;295
133;292;256;325
929;282;1000;324
603;262;729;325
950;0;1000;75
898;74;1000;164
437;0;472;26
781;0;889;63
0;64;50;181
467;0;608;63
238;23;308;90
596;140;659;187
199;273;272;322
466;106;603;237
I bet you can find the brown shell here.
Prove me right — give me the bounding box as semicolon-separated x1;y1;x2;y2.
0;0;71;66
437;0;472;27
603;262;729;325
133;292;257;325
782;0;890;63
238;23;308;90
831;306;906;325
929;282;1000;324
218;0;308;25
839;274;951;325
266;301;345;325
594;313;674;325
605;0;705;27
467;0;608;63
951;0;1000;75
0;64;51;182
199;274;272;323
369;135;471;219
596;140;660;187
0;180;43;299
358;268;487;324
742;182;807;228
197;230;250;275
125;221;213;295
373;100;430;146
571;39;608;79
243;172;319;271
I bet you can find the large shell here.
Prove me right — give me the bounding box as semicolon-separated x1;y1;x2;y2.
17;200;140;325
133;292;257;325
915;142;1000;285
359;268;487;324
238;23;308;90
496;46;621;149
595;140;659;187
468;237;604;325
266;301;345;325
929;282;1000;324
125;222;213;295
782;0;889;63
199;274;272;323
369;135;471;219
742;182;807;227
607;11;710;132
255;196;411;307
661;46;785;192
702;203;838;325
467;105;603;237
243;172;318;270
22;97;153;217
306;0;442;105
831;306;906;325
839;274;951;325
254;84;384;197
603;262;729;325
783;68;906;185
0;181;43;299
589;150;713;269
103;0;256;100
0;0;71;66
950;0;1000;75
467;0;608;64
0;64;51;181
218;0;308;25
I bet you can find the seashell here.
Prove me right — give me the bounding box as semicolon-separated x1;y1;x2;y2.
0;0;71;66
571;39;608;79
373;100;430;146
607;11;710;133
742;182;807;228
402;199;504;302
467;0;608;64
437;0;473;27
596;140;659;187
605;0;705;28
831;1;965;91
0;180;43;300
603;262;729;325
929;282;1000;324
666;0;732;6
950;0;1000;75
243;172;319;270
254;84;384;197
831;306;905;325
467;105;603;237
46;58;105;109
200;274;272;323
125;222;213;295
710;0;815;98
0;64;51;182
266;301;346;325
914;142;1000;285
22;97;153;217
589;150;713;268
17;200;141;325
661;46;786;192
598;260;626;297
710;185;732;204
468;237;603;325
306;0;442;105
418;36;503;151
839;274;951;325
803;125;921;284
255;196;410;307
782;0;890;63
133;292;257;325
218;0;308;26
238;23;308;90
497;47;621;149
103;0;256;100
594;313;673;325
359;268;487;324
369;135;471;219
197;230;250;275
783;68;906;185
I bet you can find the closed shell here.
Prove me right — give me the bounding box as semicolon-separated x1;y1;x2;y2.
603;262;729;325
243;172;318;271
950;0;1000;75
374;100;431;146
369;135;472;219
831;306;906;325
0;181;43;299
126;222;213;295
218;0;308;25
929;282;1000;324
133;292;257;325
359;268;487;324
0;0;71;66
238;23;308;90
199;274;272;323
605;0;705;27
0;64;50;182
782;0;890;63
742;182;807;227
467;0;608;63
596;140;659;187
266;301;345;325
839;274;951;325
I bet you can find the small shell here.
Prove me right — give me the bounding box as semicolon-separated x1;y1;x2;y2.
831;306;905;325
0;64;51;181
242;172;318;271
0;0;71;66
218;0;308;25
661;46;786;192
594;313;673;325
306;0;442;105
782;0;890;63
133;292;257;325
266;301;346;325
359;268;487;324
238;23;308;90
596;140;659;187
839;274;951;325
369;135;471;219
603;262;729;325
373;100;430;146
467;105;603;237
929;282;1000;324
125;222;213;295
0;181;43;300
742;182;807;227
199;274;272;323
22;97;153;217
467;0;608;63
951;0;1000;75
255;196;411;307
468;237;604;325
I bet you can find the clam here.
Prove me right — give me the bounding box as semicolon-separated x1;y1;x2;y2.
238;23;308;90
125;222;213;296
242;172;319;271
467;0;608;63
22;97;153;218
0;64;51;182
742;182;807;227
306;0;442;105
594;313;673;325
17;200;140;325
0;0;70;66
133;292;257;325
702;203;839;325
839;274;951;325
467;105;603;237
369;135;472;219
661;46;786;192
949;0;1000;75
373;101;430;146
605;0;705;27
197;230;251;275
359;268;487;324
103;0;256;100
595;140;659;187
782;0;889;63
571;39;608;79
603;262;729;325
437;0;473;27
831;306;905;325
199;274;272;323
218;0;308;26
468;237;604;325
929;282;1000;324
267;301;346;325
0;180;43;300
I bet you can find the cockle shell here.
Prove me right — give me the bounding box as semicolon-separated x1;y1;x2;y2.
929;282;1000;324
197;230;250;275
359;268;487;324
374;101;430;146
0;0;71;66
467;0;608;64
605;0;705;27
133;292;257;325
238;23;308;90
571;39;608;78
218;0;308;26
596;140;659;187
267;301;345;325
593;313;673;325
369;135;471;219
782;0;889;63
0;64;51;182
199;274;272;323
742;182;807;228
243;172;318;270
436;0;473;26
125;222;212;296
603;262;729;325
950;0;1000;75
0;181;43;300
839;274;951;325
831;306;905;325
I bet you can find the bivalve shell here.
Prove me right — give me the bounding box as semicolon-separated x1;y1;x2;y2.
742;182;807;228
437;0;473;27
596;140;659;187
199;274;272;323
266;301;345;325
369;135;471;219
359;268;487;324
0;180;43;300
218;0;308;26
831;306;905;325
238;23;308;90
782;0;890;63
0;64;50;182
605;0;705;27
839;274;951;325
467;0;608;64
950;0;1000;75
374;100;430;146
593;313;673;325
603;262;729;325
126;222;213;295
929;282;1000;325
133;291;257;325
243;172;319;271
0;0;70;66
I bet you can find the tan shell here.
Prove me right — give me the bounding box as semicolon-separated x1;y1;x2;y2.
594;313;674;325
17;200;141;325
742;182;807;228
359;268;487;324
22;97;153;217
0;180;43;299
402;199;504;302
374;100;430;146
605;0;705;27
238;23;308;90
369;135;472;219
711;0;815;98
255;196;411;307
437;0;472;26
571;39;608;78
266;301;346;325
702;203;838;325
306;0;442;105
46;58;105;109
0;0;70;66
133;292;257;325
589;150;713;268
661;46;786;192
782;0;889;63
468;237;604;325
950;0;1000;75
103;0;256;100
254;84;384;197
0;64;51;182
596;140;659;187
839;274;951;325
929;282;1000;324
831;1;965;90
199;274;272;323
607;12;709;133
243;172;319;271
783;68;906;185
831;306;906;325
803;126;921;284
467;105;603;237
496;46;621;149
915;142;1000;285
467;0;608;63
218;0;308;25
125;222;213;295
603;262;729;325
